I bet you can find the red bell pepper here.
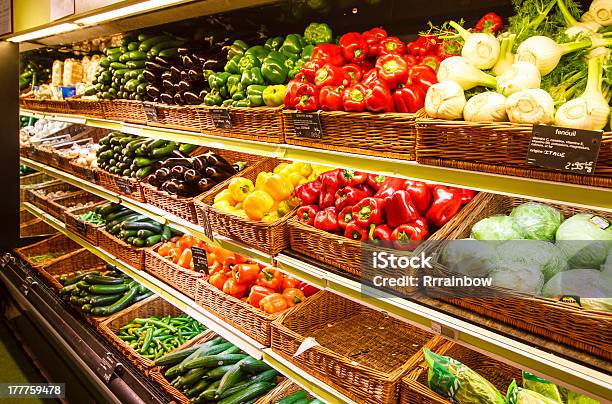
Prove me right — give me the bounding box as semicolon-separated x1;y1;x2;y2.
300;59;324;82
297;282;319;297
359;59;374;72
354;183;374;196
361;68;378;86
338;169;367;186
247;285;274;308
362;27;387;57
368;223;393;244
404;180;431;215
335;186;370;210
293;82;319;112
342;83;367;112
318;169;341;208
449;187;477;205
392;84;425;113
367;173;386;191
420;54;443;72
352;197;385;228
437;39;462;59
414;216;429;234
365;79;394;113
345;222;368;241
379;36;405;55
295;181;322;205
338;206;354;229
402;54;418;67
425;186;462;227
284;79;302;108
312;44;345;66
375;177;406;199
409;36;438;56
319;85;344;111
314;64;349;88
342;64;363;84
339;32;368;63
375;53;409;89
385;190;418;228
408;65;437;92
474;12;503;33
392;223;427;250
314;206;339;231
297;205;319;226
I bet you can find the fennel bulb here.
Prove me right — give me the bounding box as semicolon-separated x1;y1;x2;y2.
557;0;601;37
463;92;508;122
555;56;610;130
437;56;497;90
425;81;466;120
492;33;516;76
516;35;594;75
497;62;542;96
449;21;500;69
589;0;612;26
506;89;555;124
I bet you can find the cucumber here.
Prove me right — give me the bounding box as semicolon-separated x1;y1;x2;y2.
161;225;172;241
125;78;140;92
139;35;171;52
149;40;183;56
205;364;235;381
184;354;248;370
135;166;153;179
114;69;129;77
126;60;145;69
165;342;234;377
89;283;129;295
146;139;167;150
185;378;211;398
89;293;123;306
134;157;153;167
156;337;224;367
159;48;179;58
146;234;162;246
136;83;147;95
249;369;279;383
179;144;198;154
110;62;127;70
216;358;248;397
276;390;308;404
198;380;222;401
216;379;254;400
150;142;177;158
98;203;122;216
137;33;150;41
83;274;123;285
217;382;276;404
128;51;146;61
127;42;140;51
239;357;272;374
106;47;121;55
178;367;208;388
132;238;146;247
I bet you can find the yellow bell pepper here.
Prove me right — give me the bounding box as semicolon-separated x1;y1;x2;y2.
279;167;304;187
233;209;249;219
212;200;234;212
273;162;289;174
292;162;312;177
228;177;254;202
214;190;236;205
243;190;274;221
311;164;334;180
255;171;272;191
277;197;300;217
261;173;294;201
261;211;279;223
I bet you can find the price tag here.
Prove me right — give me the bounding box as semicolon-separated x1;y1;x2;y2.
292;111;323;139
191;246;209;275
202;218;214;242
31;148;39;158
114;177;134;195
75;220;88;236
526;125;602;175
144;103;158;122
210;108;232;129
84;169;96;184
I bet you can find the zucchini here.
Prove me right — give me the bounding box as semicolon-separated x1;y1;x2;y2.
216;358;248;397
184;354;248;370
127;41;140;51
110;62;127;70
159;48;179;58
114;69;129;77
126;60;145;69
135;166;153;179
59;284;78;295
146;234;162;246
104;208;133;222
83;274;123;285
106;47;121;55
139;35;171;52
150;142;177;158
81;304;93;313
91;286;139;316
134;157;153;167
89;283;129;295
137;33;150;41
149;40;183;56
76;281;90;290
128;50;146;60
217;382;276;404
64;271;99;286
239;357;272;374
127;139;147;152
216;379;254;400
161;225;172;241
146;139;167;150
276;390;308;404
132;238;146;247
125;78;140;92
89;293;123;307
122;221;163;233
136;229;155;239
178;143;197;154
98;203;121;216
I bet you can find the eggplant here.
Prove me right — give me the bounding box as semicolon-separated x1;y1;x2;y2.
155;167;171;182
204;166;231;181
199;89;209;100
169;150;189;159
143;70;157;83
202;59;224;72
207;153;236;174
145;174;161;188
159;93;175;104
170;66;181;82
162;79;175;93
155;57;171;68
163;179;183;194
161;71;172;82
174;92;185;105
233;161;247;172
183;91;202;105
180;70;190;81
177;47;189;55
160;157;193;169
171;165;188;179
178;81;192;92
146;85;161;98
197;177;217;192
192;155;209;172
184;169;202;184
187;69;202;82
182;55;195;68
145;61;165;72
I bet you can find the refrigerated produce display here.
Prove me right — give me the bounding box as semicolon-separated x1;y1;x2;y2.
2;0;611;403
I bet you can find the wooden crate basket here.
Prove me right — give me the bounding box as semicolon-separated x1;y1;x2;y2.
98;229;145;270
271;291;441;404
20;218;58;238
15;234;81;268
46;191;103;221
433;193;612;361
36;248;106;289
27;98;50;113
193;105;285;143
256;379;313;404
416;115;612;188
96;169;145;202
20;172;55;202
142;147;263;224
101;100;147;124
145;103;199;132
70;161;98;183
25;181;80;215
64;202;105;245
66;98;105;118
289;191;492;279
45;99;72;114
400;341;521;404
144;247;205;300
283;110;417;160
195;158;293;256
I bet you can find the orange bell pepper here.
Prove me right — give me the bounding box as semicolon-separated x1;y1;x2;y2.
259;293;288;314
157;242;172;257
177;248;192;269
233;263;261;285
223;277;248;298
208;260;223;275
281;275;301;290
247;285;275;308
209;272;229;290
256;267;283;291
282;288;306;307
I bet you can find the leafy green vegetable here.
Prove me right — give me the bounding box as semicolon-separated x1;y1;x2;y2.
506;380;562;404
496;240;568;281
556;214;612;268
471;216;525;240
490;261;545;295
542;268;612;300
510;203;564;241
522;371;563;403
441;239;500;276
566;389;602;403
507;0;561;50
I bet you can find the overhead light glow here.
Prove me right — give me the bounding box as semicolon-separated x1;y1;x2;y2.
7;23;80;42
75;0;186;25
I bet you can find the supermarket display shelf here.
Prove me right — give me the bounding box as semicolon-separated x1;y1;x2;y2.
22;202;356;404
20;109;612;212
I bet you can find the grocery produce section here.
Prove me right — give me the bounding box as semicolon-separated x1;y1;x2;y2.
5;0;612;403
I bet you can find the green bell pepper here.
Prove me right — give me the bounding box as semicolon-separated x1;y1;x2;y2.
202;90;223;106
246;85;266;107
265;36;284;52
280;34;303;56
208;72;231;90
222;99;233;107
301;44;314;60
218;85;229;99
240;67;265;87
233;99;250;107
288;59;304;79
238;53;261;73
261;53;288;84
232;90;246;101
262;85;287;107
227;40;249;60
227;74;242;97
303;22;333;45
224;55;242;74
245;45;270;63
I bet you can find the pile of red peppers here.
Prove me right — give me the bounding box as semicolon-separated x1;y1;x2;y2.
295;169;476;250
284;27;459;113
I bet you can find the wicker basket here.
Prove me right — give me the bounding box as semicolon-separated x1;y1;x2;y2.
20;208;36;224
193;105;285;143
46;191;103;221
96;169;145;202
66;98;105;118
25;181;80;215
15;234;81;268
433;193;612;361
20;218;58;238
144;103;199;132
45;99;72;114
256;379;312;404
64;203;105;245
27;98;50;113
283;110;417;160
289;191;492;279
99;296;201;373
271;291;441;404
20;172;55;202
101;100;147;124
36;249;106;289
142;147;263;224
400;341;521;404
98;229;145;270
144;247;204;300
416;115;612;188
195;158;293;256
70;161;98;183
